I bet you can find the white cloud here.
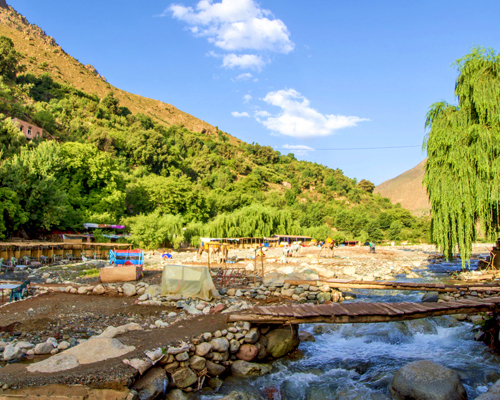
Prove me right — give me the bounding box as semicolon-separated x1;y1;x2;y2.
222;53;265;70
258;89;369;138
243;94;252;103
231;111;250;117
168;0;294;53
232;72;253;81
255;110;271;118
282;144;314;151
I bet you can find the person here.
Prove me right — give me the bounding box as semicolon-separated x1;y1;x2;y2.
326;237;334;244
369;241;375;253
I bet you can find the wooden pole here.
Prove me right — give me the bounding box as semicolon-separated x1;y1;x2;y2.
254;248;257;286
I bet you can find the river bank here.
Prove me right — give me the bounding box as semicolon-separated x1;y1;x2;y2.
0;244;498;399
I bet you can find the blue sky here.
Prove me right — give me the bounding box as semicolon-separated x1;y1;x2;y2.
8;0;500;184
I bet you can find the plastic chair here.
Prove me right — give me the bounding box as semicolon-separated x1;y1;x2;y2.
9;286;23;302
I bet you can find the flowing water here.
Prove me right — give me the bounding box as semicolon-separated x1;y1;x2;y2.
200;255;500;399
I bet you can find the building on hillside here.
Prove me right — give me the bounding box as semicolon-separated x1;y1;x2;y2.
12;118;43;140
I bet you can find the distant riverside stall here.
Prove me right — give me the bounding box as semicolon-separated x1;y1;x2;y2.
0;242;132;263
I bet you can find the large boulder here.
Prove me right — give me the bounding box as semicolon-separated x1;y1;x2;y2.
133;367;167;400
265;328;299;358
231;360;272;377
389;360;467;400
26;353;79;373
171;367;197;389
64;338;135;364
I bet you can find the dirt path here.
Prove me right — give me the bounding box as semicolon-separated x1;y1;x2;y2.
0;293;231;389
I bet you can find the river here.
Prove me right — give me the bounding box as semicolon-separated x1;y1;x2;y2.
199;254;500;399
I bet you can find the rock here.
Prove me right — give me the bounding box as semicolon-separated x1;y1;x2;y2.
155;320;169;329
266;328;300;358
195;342;212;357
298;331;315;342
183;303;202;315
212;351;229;362
208;377;223;390
163;361;180;373
171;367;197;389
389;360;467;400
97;323;143;338
263;272;285;286
145;348;164;363
3;345;23;361
166;389;191;400
229;339;240;353
244;328;260;343
122;283;137;297
476;379;500;400
133;367;167;400
92;284;105;295
210;338;229;352
145;284;161;297
281;288;295;297
41;272;50;279
77;286;88;294
227;288;236;296
57;341;70;350
64;338;135;365
236;344;259;361
138;294;149;302
210;304;225;314
27;353;79;373
15;341;35;350
231;360;272;377
218;392;255;400
167;343;190;355
124;358;154;374
175;352;189;362
189;355;206;371
34;342;54;355
344;266;356;276
206;360;225;376
317;292;331;304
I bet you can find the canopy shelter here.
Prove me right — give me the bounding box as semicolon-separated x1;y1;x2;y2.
161;265;216;301
109;249;144;266
273;235;313;245
84;223;125;229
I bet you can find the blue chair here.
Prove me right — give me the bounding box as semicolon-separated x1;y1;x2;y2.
9;286;23;302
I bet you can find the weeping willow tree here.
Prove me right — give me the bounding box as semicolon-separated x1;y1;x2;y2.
424;47;500;263
207;203;301;238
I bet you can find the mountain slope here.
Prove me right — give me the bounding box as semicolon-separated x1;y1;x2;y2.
0;5;225;139
374;159;430;217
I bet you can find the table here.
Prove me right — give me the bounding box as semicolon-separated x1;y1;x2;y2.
0;284;21;303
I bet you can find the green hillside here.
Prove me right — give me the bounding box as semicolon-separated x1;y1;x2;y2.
0;7;430;248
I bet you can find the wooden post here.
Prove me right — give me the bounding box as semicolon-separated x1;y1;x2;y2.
261;248;264;279
208;245;211;272
254;248;257;286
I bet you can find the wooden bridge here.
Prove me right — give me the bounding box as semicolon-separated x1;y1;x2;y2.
228;297;500;325
285;279;500;293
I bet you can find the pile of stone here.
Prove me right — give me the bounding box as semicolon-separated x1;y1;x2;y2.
33;279;345;307
126;321;300;399
1;336;75;362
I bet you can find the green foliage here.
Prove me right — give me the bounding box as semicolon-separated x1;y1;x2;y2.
126;212;182;249
0;36;429;242
424;46;500;262
357;179;375;193
0;36;25;81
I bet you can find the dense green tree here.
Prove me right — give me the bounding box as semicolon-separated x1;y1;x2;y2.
424;47;500;261
357;179;375;193
0;36;24;81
